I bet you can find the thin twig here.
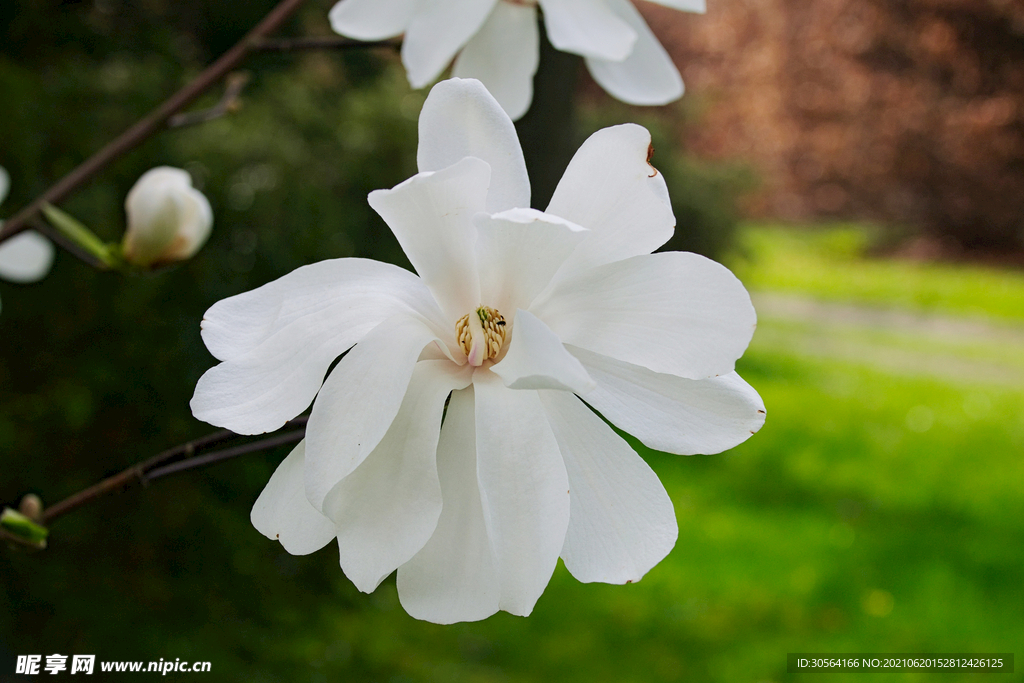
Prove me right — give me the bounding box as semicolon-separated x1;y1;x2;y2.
0;526;43;550
38;429;235;524
0;0;308;243
252;36;401;52
39;416;307;525
168;71;252;129
29;215;106;270
146;430;303;481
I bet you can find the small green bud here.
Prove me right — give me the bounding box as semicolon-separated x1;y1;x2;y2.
1;507;49;548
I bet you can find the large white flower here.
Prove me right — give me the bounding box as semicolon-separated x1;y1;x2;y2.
329;0;705;119
0;167;56;314
191;78;763;624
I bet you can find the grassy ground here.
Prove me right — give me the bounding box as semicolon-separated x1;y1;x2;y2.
285;224;1024;683
729;223;1024;324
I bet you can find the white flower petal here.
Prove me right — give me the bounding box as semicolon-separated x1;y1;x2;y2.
0;231;55;284
570;345;767;455
251;440;337;556
538;0;637;61
545;124;675;282
416;78;531;213
397;386;502;624
473;369;570;616
452;3;540;121
532;252;756;380
539;390;677;584
368;157;488;322
402;0;500;88
491;309;595;393
328;0;417;40
160;184;212;262
192;259;448;435
0;166;9;205
200;258;445;362
645;0;706;12
323;360;473;593
474;208;587;315
585;0;685;106
304;314;454;512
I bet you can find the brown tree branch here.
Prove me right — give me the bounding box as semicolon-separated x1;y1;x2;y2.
38;416;307;525
145;430;304;481
252;36;400;52
0;0;308;243
168;71;252;129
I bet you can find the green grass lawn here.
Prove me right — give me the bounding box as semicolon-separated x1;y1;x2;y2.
728;223;1024;323
234;225;1023;682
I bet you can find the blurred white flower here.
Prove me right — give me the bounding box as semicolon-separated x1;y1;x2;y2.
0;167;56;314
191;78;763;624
122;167;212;268
329;0;704;119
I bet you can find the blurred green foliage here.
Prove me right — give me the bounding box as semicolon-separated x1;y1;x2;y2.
3;1;1019;682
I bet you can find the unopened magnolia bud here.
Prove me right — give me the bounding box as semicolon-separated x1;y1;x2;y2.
122;167;213;267
18;494;43;521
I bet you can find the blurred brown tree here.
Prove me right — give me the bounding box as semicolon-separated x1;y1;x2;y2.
641;0;1024;252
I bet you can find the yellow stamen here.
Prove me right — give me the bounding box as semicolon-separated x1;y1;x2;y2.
456;306;507;366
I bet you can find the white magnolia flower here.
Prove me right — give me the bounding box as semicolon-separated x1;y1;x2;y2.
122;167;213;268
0;166;56;314
191;78;763;624
329;0;705;119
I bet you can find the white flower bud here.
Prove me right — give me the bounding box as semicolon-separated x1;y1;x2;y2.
122;167;212;267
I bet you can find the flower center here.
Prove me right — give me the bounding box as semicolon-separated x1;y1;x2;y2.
456;306;507;367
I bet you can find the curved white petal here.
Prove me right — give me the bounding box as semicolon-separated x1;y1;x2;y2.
474;208;587;315
160;185;213;262
538;0;637;61
402;0;500;88
251;440;337;556
491;309;594;393
570;345;766;455
304;314;455;512
328;0;417;40
0;231;55;284
0;166;9;205
585;0;685;106
532;252;756;380
452;3;540;121
199;259;445;362
368;157;488;322
417;78;530;213
545;124;675;282
323;360;473;593
473;369;570;616
398;386;502;624
539;391;677;584
191;259;448;435
645;0;706;12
